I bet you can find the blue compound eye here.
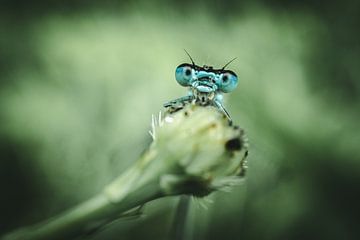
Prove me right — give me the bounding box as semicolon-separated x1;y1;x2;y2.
175;63;193;86
218;71;238;93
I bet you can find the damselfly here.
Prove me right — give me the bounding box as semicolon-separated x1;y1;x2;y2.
164;50;238;123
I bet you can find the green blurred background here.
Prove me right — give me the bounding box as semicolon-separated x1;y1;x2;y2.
0;0;359;239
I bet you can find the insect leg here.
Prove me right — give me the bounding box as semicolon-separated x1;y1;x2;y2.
163;94;194;114
163;94;194;108
213;98;232;124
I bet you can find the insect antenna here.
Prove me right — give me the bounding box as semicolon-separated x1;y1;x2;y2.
221;57;237;70
184;49;196;66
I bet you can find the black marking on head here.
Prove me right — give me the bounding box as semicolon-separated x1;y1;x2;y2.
225;137;243;151
203;65;213;71
198;76;211;81
178;63;193;69
177;62;237;77
179;52;238;75
184;111;188;116
221;69;238;78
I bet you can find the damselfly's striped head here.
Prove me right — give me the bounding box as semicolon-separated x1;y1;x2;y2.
175;51;238;94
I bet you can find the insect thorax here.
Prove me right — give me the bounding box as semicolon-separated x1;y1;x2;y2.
191;88;216;106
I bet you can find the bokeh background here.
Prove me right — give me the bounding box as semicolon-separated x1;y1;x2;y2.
1;0;359;239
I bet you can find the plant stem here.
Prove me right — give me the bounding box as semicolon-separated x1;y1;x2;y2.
2;152;165;240
170;195;192;240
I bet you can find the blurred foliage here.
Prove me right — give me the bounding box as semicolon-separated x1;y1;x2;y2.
0;0;359;239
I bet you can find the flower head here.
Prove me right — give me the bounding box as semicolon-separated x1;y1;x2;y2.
153;104;248;196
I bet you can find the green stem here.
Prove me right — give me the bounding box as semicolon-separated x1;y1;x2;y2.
2;152;165;240
170;195;191;240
